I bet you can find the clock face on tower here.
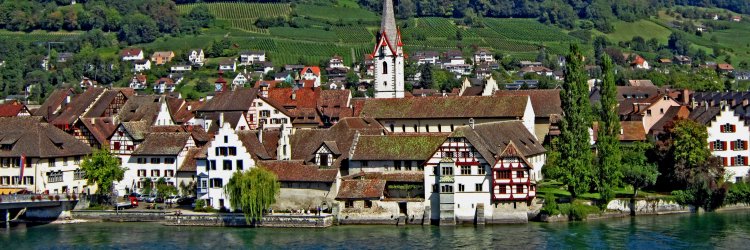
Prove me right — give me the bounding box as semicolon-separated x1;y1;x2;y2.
215;83;223;92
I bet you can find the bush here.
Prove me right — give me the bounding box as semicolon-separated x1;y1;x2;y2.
193;199;216;213
726;182;750;204
550;200;600;220
541;193;560;215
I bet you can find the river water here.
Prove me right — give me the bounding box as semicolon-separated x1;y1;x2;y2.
2;210;750;249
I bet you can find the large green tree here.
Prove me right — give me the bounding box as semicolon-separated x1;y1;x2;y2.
553;44;594;198
81;148;126;197
225;168;280;224
595;54;622;206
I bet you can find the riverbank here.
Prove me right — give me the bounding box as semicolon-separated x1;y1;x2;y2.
6;210;750;248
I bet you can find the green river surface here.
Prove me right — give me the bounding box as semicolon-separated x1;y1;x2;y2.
2;210;750;249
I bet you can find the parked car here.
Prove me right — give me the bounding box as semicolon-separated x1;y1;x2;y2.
137;194;150;202
154;196;164;203
177;197;195;206
165;196;180;204
144;195;157;203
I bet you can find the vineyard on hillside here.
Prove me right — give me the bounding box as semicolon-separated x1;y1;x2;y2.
177;3;291;33
0;31;82;44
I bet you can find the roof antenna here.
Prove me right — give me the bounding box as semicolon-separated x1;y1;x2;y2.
469;118;475;129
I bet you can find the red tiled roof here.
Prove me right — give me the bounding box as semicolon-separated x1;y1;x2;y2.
254;80;282;88
120;48;142;57
34;88;75;121
178;147;203;172
632;55;646;66
260;160;338;183
495;90;562;118
301;66;321;76
718;64;735;70
620;121;646;141
317;90;352;119
336;179;386;200
51;87;105;126
266;87;319;110
0;100;28;117
79;117;116;147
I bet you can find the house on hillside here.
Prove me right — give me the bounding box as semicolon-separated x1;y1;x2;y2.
690;105;750;183
151;51;175;65
413;51;440;65
301;66;321;88
239;50;266;66
473;48;495;64
130;74;148;90
134;60;151;72
219;60;236;72
153;77;176;94
188;49;205;66
631;55;650;70
121;48;144;61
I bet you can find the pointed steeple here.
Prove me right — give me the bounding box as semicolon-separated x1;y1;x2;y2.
380;0;398;48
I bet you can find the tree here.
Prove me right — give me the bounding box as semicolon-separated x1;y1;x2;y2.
662;119;727;210
551;44;594;198
186;4;215;28
621;142;658;201
118;14;160;44
225;168;280;224
596;54;622;206
142;178;153;196
155;177;178;200
668;32;691;55
81;148;126;198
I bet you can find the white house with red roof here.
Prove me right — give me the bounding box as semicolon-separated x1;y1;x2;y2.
121;48;144;61
372;0;405;98
301;66;321;87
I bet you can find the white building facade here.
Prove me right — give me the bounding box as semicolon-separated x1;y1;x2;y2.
373;0;405;99
707;106;750;182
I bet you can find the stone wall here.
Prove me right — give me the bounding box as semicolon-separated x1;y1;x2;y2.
70;210;167;222
606;199;694;215
486;202;528;224
272;188;335;211
23;200;79;221
164;213;333;228
336;201;426;225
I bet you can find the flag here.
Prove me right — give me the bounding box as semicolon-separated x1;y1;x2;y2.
19;153;26;183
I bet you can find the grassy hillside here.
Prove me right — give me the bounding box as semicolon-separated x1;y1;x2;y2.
6;2;745;67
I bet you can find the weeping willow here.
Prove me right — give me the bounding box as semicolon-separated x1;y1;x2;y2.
225;168;280;224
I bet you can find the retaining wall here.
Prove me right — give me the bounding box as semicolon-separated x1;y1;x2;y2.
70;210;167;222
165;213;333;228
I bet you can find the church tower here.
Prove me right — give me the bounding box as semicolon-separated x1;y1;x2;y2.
372;0;405;98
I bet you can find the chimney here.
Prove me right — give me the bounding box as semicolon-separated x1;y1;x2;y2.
469;118;475;129
682;89;690;105
187;105;192;111
91;118;95;125
66;95;71;104
291;90;297;100
258;127;263;144
219;113;224;127
620;128;624;135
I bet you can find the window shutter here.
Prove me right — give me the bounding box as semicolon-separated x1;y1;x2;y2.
732;125;737;132
732;157;736;166
721;126;726;133
722;141;728;150
731;141;736;150
710;142;715;150
724;157;729;166
745;157;749;166
744;141;748;150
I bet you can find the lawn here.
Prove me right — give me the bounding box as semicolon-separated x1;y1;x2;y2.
600;19;673;44
537;180;672;201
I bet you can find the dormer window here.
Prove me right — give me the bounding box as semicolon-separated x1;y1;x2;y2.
721;123;736;133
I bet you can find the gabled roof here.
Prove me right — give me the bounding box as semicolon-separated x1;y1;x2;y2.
290;117;384;167
120;48;142;57
0;117;91;158
496;141;533;168
336;179;386;200
689;106;722;125
449;121;545;166
132;132;190;156
359;95;529;119
178;147;204;172
0;100;28;117
117;95;162;124
495;90;562;118
236;130;273;160
619;121;647;141
301;66;321;76
350;135;446;161
35;88;75;121
650;106;690;134
119;121;151;141
79;117;116;146
83;89;125;118
317;89;352;119
151;51;174;58
259;160;338;183
51;87;105;126
198;88;258;112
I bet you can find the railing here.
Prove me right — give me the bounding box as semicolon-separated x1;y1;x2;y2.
0;193;86;203
439;175;454;183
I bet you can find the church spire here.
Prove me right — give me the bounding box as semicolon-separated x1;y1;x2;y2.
380;0;398;48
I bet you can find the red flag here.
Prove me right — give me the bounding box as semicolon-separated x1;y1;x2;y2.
19;154;25;182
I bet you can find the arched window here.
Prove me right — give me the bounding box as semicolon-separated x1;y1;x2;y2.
382;61;388;74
